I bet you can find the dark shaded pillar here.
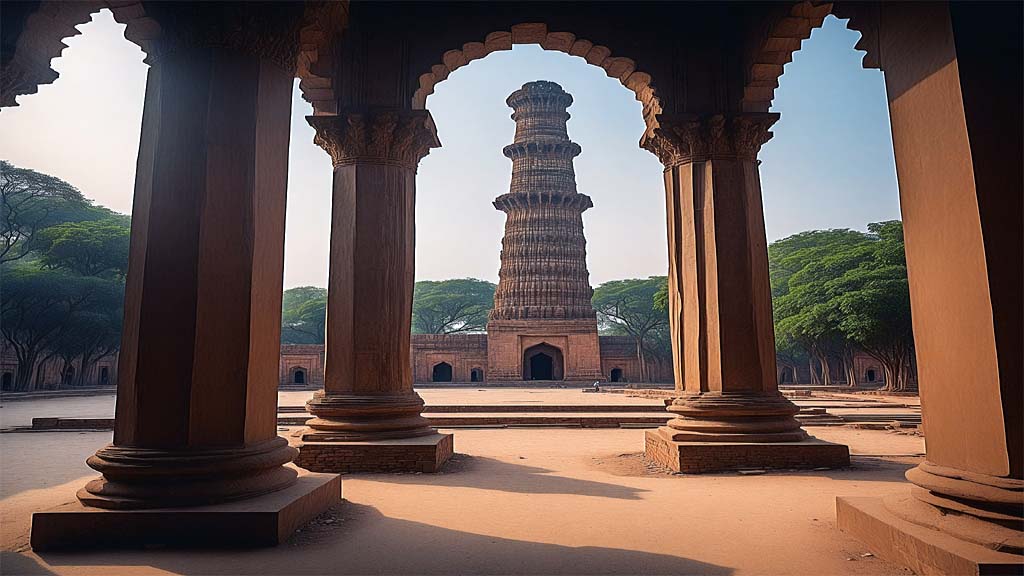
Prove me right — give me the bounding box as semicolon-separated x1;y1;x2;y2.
835;3;1022;573
31;6;341;550
296;109;453;473
640;113;849;473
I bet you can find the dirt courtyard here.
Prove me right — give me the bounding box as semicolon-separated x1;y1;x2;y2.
0;424;919;576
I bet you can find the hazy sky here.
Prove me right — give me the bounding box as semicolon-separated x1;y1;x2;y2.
0;11;900;289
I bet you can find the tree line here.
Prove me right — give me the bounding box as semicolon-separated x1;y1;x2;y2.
771;221;916;391
1;161;129;391
1;162;915;391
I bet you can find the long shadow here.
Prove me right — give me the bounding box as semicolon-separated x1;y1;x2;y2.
37;503;732;575
355;455;649;500
1;551;58;575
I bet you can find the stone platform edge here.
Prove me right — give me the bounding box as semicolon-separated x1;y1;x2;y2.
644;429;850;473
31;469;342;551
296;432;453;473
836;495;1023;576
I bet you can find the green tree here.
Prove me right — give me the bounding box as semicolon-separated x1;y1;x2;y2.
36;217;131;278
0;161;99;263
592;277;669;383
281;286;327;344
412;278;495;334
45;279;124;386
832;221;916;391
0;265;119;391
771;229;875;386
769;222;915;390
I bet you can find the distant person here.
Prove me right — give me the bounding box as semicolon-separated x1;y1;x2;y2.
592;381;601;392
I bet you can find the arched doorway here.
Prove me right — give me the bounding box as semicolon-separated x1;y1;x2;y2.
62;366;75;387
432;362;453;383
522;344;564;381
470;368;484;382
99;366;110;386
293;368;306;385
610;368;623;382
1;372;12;391
866;369;876;383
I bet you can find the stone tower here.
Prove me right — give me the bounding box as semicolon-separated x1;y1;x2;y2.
486;81;604;382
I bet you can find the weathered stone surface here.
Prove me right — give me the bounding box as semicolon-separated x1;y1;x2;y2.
296;433;453;473
837;495;1023;576
32;471;342;550
644;429;849;473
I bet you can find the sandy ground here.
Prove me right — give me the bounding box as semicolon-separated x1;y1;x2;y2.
0;426;921;576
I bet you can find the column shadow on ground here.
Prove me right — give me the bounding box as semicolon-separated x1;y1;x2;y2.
362;454;649;500
37;503;733;575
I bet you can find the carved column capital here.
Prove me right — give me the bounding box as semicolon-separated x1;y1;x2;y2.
641;113;779;167
308;109;442;170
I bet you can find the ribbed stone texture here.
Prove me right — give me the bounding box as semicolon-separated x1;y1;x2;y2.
491;81;596;322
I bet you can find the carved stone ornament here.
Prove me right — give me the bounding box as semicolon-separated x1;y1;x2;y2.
307;110;441;170
641;113;779;167
138;3;306;71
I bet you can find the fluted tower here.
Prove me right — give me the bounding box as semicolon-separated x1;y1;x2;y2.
486;81;603;382
491;81;596;321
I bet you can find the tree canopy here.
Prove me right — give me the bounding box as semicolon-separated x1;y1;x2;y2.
0;161;109;264
281;286;327;344
412;278;495;334
770;221;915;390
36;217;131;278
0;163;130;390
592;276;669;382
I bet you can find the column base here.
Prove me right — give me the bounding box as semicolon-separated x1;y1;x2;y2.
295;432;453;473
644;427;850;473
837;494;1023;576
31;470;341;551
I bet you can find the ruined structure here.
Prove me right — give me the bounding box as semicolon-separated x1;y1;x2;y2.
5;2;1019;573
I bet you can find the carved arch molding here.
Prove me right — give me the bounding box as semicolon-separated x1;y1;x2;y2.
743;1;883;112
5;2;882;126
0;0;345;111
410;22;663;135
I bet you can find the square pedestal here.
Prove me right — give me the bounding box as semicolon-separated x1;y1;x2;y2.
837;495;1023;575
644;428;850;473
31;470;342;551
295;432;453;473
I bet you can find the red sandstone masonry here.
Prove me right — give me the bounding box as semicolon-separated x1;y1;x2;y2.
295;434;453;474
644;430;850;473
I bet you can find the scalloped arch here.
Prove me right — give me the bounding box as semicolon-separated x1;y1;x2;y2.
742;1;882;113
411;23;663;133
0;1;345;113
0;1;159;108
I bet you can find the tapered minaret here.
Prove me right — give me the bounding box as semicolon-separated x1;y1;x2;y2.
486;81;604;382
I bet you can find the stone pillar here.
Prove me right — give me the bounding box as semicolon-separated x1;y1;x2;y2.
836;3;1022;573
640;113;849;473
295;109;453;473
30;6;342;551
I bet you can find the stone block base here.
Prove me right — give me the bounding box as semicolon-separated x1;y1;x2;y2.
837;495;1023;575
296;432;453;473
31;470;341;551
644;428;850;473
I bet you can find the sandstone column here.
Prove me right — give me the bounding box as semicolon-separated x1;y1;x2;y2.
640;113;849;473
296;109;453;473
31;5;341;550
835;3;1022;573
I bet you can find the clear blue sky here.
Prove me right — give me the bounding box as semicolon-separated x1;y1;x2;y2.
0;12;900;289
